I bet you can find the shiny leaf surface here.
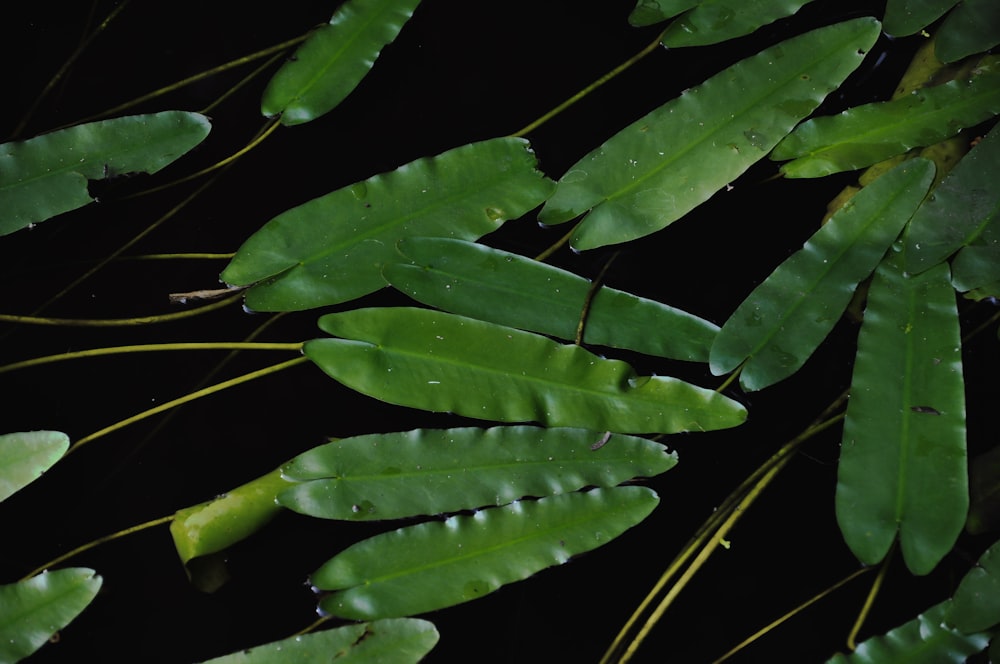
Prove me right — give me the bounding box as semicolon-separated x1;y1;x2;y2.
279;426;675;520
537;18;880;249
826;601;989;663
312;487;658;619
385;237;718;361
0;569;102;663
304;307;746;434
661;0;818;48
710;159;935;390
261;0;422;125
949;537;1000;632
0;112;211;235
774;57;1000;178
935;0;1000;63
0;431;68;503
221;138;554;311
883;0;958;36
200;619;438;664
836;256;967;575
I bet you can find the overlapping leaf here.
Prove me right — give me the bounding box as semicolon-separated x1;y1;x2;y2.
279;426;675;520
304;308;746;434
629;0;699;27
261;0;422;125
536;18;880;250
710;159;935;391
660;1;819;48
221;138;554;311
385;237;718;361
311;487;658;619
0;112;211;235
836;256;967;575
774;57;1000;178
200;619;438;664
0;430;68;502
883;0;958;37
0;569;102;663
949;537;1000;633
904;125;1000;288
825;601;989;663
935;0;1000;64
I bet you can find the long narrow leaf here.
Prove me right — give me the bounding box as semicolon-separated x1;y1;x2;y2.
0;430;69;502
774;57;1000;178
883;0;958;37
221;138;555;311
826;601;989;663
311;487;658;619
836;256;967;575
0;569;102;663
0;112;211;234
935;0;1000;64
905;125;1000;274
199;619;438;664
385;237;718;361
537;18;880;250
948;537;1000;633
710;159;935;391
661;1;819;48
304;308;746;434
261;0;422;125
278;426;675;520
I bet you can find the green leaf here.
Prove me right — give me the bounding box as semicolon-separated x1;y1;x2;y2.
0;431;69;503
661;1;819;48
836;256;968;575
935;0;1000;64
710;159;935;391
967;444;1000;535
261;0;422;125
883;0;958;37
304;307;746;434
0;112;211;235
949;537;1000;632
951;245;1000;292
199;619;438;664
774;57;1000;178
278;426;675;520
537;18;880;250
629;0;699;27
904;125;1000;275
170;468;292;591
311;486;658;619
221;138;555;311
0;568;102;663
385;237;718;361
825;601;989;663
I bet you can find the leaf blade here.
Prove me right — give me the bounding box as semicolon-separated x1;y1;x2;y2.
304;307;746;434
312;487;658;619
0;431;69;503
278;426;676;520
661;0;819;48
385;237;719;361
221;138;555;311
710;159;935;390
261;0;422;125
835;256;968;575
0;112;211;234
537;17;881;249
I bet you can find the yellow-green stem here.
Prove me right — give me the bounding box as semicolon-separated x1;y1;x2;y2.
0;292;244;327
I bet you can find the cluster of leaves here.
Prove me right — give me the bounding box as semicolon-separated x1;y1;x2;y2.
1;0;999;661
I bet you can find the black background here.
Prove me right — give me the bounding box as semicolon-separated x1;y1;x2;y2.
1;1;997;662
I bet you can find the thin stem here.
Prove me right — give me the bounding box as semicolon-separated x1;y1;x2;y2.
0;342;302;375
575;251;619;345
0;292;244;327
70;36;306;125
127;117;281;197
533;225;577;262
9;1;131;139
510;28;667;137
122;253;234;261
66;356;309;455
200;52;286;116
20;514;174;581
712;567;872;663
847;550;892;650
